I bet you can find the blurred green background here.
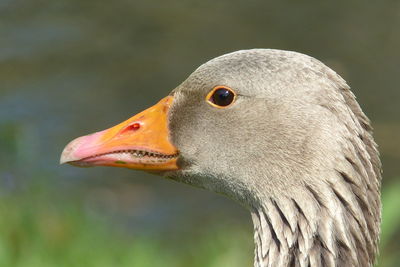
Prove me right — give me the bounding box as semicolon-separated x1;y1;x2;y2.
1;1;399;266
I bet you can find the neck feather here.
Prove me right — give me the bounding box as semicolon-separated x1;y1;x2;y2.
251;178;380;267
248;79;381;267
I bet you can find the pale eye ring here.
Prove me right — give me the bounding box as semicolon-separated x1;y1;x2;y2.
206;86;237;108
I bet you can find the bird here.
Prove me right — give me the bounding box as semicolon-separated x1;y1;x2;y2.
60;49;382;267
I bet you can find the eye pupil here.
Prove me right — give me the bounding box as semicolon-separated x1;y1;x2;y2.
211;88;235;107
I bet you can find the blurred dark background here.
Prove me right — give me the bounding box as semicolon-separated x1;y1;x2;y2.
1;1;399;266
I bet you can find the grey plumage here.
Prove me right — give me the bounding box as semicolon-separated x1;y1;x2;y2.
166;49;381;267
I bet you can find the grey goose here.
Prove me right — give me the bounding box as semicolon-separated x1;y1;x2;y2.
61;49;382;267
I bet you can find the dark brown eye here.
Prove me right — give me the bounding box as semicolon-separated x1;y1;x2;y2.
206;86;236;108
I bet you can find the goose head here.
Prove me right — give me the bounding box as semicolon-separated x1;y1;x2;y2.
61;49;381;267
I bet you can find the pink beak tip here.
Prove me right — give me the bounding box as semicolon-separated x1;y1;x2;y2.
60;137;84;164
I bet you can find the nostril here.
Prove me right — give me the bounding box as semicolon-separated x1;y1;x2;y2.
125;122;141;132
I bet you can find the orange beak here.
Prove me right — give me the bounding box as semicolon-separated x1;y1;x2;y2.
60;96;179;171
